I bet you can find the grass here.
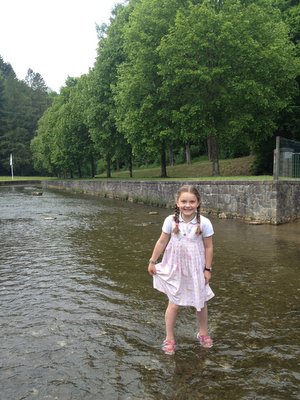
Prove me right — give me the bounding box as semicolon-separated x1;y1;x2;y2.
0;156;273;182
98;155;272;180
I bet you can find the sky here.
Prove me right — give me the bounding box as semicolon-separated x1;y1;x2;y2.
0;0;122;92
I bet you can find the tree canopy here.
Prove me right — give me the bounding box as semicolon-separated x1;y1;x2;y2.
158;0;299;174
0;56;52;175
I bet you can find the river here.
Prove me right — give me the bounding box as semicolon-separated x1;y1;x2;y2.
0;185;299;400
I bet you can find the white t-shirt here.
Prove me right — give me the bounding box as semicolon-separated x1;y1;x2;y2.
162;214;214;237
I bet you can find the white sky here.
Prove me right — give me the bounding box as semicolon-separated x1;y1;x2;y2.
0;0;122;92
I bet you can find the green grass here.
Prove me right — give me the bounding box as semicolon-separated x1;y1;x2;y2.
99;155;273;180
0;156;273;182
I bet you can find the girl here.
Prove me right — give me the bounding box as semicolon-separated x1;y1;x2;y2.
148;185;214;355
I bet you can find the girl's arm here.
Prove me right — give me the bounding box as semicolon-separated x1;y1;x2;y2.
147;232;170;276
203;235;213;283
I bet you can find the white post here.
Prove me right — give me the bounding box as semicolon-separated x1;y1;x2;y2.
10;153;14;180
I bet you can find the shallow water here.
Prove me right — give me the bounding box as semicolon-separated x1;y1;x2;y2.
0;186;299;400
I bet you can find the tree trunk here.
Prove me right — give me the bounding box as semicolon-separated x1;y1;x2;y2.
160;142;168;178
90;154;95;178
207;135;220;176
169;145;175;166
78;162;82;178
185;143;192;164
106;155;111;178
128;149;133;178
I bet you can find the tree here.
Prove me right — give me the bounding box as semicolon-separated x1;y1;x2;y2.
31;95;62;176
1;77;36;175
0;56;16;79
25;68;48;92
0;57;52;175
275;0;300;141
32;77;96;178
251;0;300;173
0;75;6;173
87;3;133;178
158;0;299;175
114;0;194;177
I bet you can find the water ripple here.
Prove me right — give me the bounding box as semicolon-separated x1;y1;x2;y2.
0;187;299;399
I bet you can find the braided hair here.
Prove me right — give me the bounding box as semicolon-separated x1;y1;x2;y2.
173;204;180;234
173;185;202;235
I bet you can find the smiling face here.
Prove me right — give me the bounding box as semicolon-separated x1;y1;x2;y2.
176;191;200;222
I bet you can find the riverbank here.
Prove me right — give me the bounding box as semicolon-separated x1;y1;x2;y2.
0;180;42;186
42;179;300;225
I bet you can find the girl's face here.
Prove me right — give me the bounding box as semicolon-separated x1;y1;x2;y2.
176;192;200;222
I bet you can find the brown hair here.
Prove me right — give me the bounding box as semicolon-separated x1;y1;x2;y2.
173;185;202;234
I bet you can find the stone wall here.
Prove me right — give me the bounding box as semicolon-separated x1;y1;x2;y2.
0;180;42;186
275;180;300;223
42;179;300;224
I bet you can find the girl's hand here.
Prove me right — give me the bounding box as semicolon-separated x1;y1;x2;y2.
148;263;157;276
204;270;212;284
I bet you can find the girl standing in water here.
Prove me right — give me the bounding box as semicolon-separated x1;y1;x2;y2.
148;185;214;355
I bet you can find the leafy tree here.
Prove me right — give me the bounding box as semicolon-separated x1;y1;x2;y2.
61;77;96;178
31;91;66;176
158;0;299;175
250;0;300;174
114;0;195;177
275;0;300;141
274;0;300;43
87;3;133;178
32;76;95;178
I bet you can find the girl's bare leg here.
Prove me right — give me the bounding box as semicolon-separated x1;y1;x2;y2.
196;303;209;336
165;301;179;341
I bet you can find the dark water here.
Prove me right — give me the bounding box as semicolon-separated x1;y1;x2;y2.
0;186;299;400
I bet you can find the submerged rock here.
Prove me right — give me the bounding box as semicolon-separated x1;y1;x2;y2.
218;212;227;219
248;221;263;225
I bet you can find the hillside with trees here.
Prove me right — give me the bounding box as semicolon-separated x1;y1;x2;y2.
2;0;300;178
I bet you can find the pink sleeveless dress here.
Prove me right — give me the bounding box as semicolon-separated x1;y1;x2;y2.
153;214;214;311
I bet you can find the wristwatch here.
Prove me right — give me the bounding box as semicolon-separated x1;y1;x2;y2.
204;267;212;272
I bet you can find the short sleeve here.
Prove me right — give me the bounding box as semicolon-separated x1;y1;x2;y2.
201;216;214;238
162;215;174;234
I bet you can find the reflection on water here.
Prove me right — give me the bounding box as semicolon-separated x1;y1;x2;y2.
0;186;299;399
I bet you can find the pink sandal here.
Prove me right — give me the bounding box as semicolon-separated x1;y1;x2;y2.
162;339;176;355
197;333;213;348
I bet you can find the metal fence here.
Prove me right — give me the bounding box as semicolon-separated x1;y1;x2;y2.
273;136;300;180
